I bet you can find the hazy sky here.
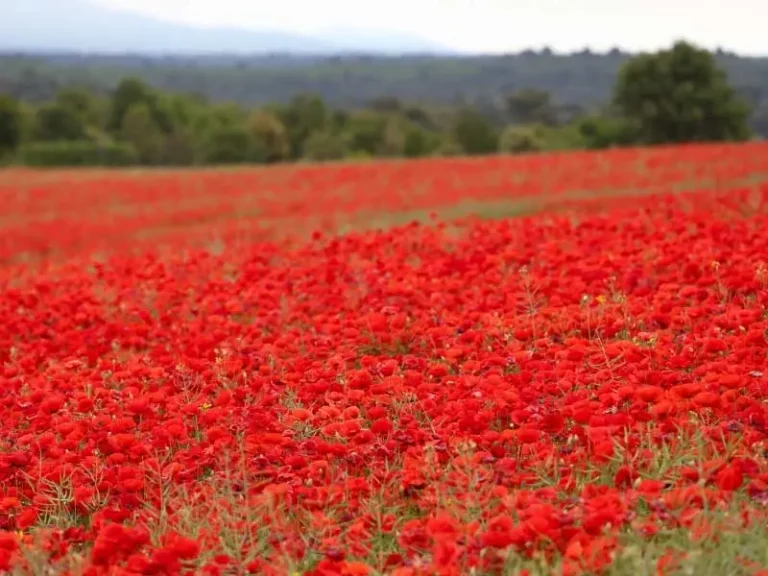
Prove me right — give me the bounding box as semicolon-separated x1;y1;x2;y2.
95;0;766;55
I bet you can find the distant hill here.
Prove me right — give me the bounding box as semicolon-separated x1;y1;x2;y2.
0;0;450;55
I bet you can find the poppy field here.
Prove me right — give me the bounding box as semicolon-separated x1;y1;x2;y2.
1;143;768;575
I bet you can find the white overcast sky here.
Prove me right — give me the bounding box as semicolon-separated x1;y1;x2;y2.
94;0;766;55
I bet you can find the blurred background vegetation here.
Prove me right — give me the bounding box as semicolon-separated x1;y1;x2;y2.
0;42;762;167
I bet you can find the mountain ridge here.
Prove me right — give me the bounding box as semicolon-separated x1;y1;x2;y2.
0;0;451;55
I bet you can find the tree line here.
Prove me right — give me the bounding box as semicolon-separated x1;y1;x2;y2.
0;41;755;167
3;45;768;130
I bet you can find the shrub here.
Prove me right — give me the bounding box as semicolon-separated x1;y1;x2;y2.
19;140;139;167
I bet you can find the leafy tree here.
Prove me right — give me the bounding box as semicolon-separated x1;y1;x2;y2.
277;94;328;158
403;126;436;158
163;129;198;166
56;87;104;127
247;111;290;163
302;130;348;161
210;103;248;128
163;93;198;129
148;94;178;135
614;41;751;144
205;126;251;164
119;102;164;164
402;106;436;130
109;77;156;132
329;109;350;132
0;94;22;156
506;89;558;126
343;111;387;156
33;103;86;141
452;108;497;155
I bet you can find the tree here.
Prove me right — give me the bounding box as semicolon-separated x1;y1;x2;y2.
343;111;387;156
205;126;251;164
329;109;349;132
506;89;558;126
403;106;435;130
452;108;497;155
302;130;348;161
276;94;328;158
109;77;173;137
247;111;290;163
0;94;22;156
210;103;248;129
119;103;164;164
614;41;751;144
109;77;155;133
33;103;86;141
56;87;104;127
163;129;198;166
403;126;437;158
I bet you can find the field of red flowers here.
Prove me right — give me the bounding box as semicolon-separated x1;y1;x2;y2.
1;143;768;575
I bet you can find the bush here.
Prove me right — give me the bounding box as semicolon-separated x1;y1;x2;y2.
576;115;641;149
19;140;139;167
452;108;498;155
432;135;464;157
499;125;545;153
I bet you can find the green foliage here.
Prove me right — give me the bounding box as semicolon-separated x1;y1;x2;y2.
576;115;641;149
614;41;751;144
56;87;104;127
19;140;138;167
452;108;498;155
535;124;589;151
378;118;407;157
163;129;199;166
209;103;248;129
343;111;387;156
0;94;23;156
119;102;165;165
499;125;545;154
109;77;154;132
432;135;463;157
10;41;754;167
204;126;252;165
33;103;87;141
302;130;348;161
367;96;403;113
247;111;290;163
109;77;173;138
403;126;437;158
506;89;558;126
3;50;768;137
277;94;329;157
